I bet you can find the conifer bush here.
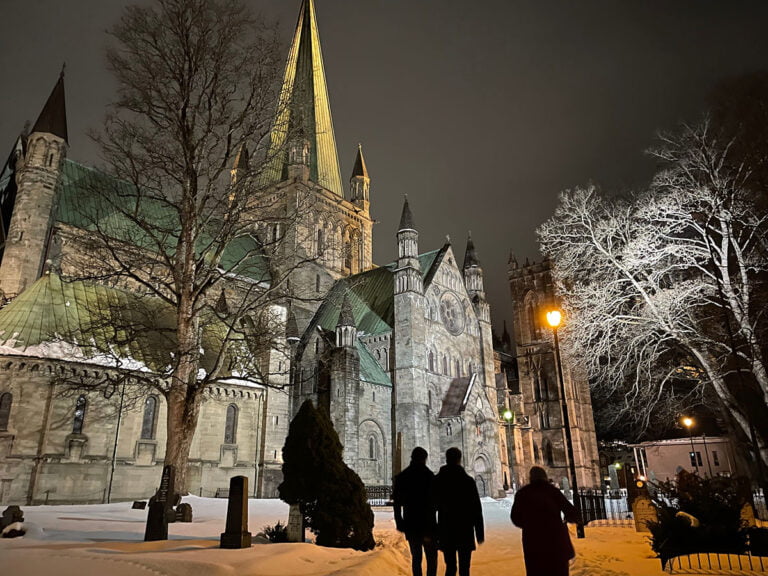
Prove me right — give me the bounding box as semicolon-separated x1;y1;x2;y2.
278;399;375;551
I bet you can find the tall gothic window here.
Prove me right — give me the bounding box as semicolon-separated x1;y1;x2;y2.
428;351;435;372
527;302;538;341
224;404;238;444
0;392;11;431
543;438;554;466
73;395;87;434
316;229;324;257
442;355;448;375
455;359;461;377
368;436;376;459
141;396;158;440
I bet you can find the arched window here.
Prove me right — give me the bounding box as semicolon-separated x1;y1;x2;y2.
316;228;324;257
475;412;484;436
442;355;448;375
446;422;453;436
224;404;238;444
455;359;461;377
533;443;540;464
428;351;435;372
0;392;11;431
141;396;158;440
73;395;87;434
543;438;554;466
527;302;539;341
368;436;377;459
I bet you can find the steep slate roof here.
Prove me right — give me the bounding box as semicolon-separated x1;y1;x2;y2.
464;232;480;268
262;0;343;196
356;340;390;386
351;144;368;179
399;196;415;231
308;247;446;338
32;72;68;142
439;374;476;418
57;159;271;285
0;273;252;376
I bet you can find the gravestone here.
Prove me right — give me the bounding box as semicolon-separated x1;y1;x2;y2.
220;476;251;549
1;506;23;530
176;502;193;523
632;494;658;533
287;504;304;542
144;464;175;541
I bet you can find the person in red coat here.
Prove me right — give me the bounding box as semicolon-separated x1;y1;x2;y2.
432;447;484;576
511;466;580;576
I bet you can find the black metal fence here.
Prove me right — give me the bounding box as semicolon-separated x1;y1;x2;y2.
572;488;634;527
366;485;393;506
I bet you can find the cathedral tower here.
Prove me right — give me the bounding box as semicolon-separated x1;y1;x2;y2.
393;197;428;473
330;294;361;467
0;72;67;299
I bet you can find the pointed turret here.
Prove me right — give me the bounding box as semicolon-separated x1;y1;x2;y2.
398;196;416;232
286;308;300;345
263;0;343;196
395;196;422;295
463;232;489;322
463;231;480;269
335;293;357;348
350;144;370;212
0;72;68;298
214;289;229;315
32;69;68;143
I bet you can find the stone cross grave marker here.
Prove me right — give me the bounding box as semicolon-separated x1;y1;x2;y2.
220;475;252;549
144;464;175;541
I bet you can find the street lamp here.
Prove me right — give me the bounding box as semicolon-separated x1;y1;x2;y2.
546;309;585;539
682;416;699;475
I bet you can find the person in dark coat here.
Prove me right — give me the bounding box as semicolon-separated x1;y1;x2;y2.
393;447;438;576
432;447;484;576
511;466;580;576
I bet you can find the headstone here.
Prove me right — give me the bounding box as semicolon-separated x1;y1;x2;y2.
132;501;147;510
632;494;658;533
220;475;251;549
144;464;175;541
1;506;23;530
287;503;305;542
741;502;758;528
176;502;193;523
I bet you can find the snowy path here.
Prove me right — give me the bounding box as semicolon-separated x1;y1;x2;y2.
0;496;665;576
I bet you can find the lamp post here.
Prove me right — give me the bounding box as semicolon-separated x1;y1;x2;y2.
682;416;699;475
546;309;585;539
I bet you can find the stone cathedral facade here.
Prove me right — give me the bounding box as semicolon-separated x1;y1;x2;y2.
0;0;505;504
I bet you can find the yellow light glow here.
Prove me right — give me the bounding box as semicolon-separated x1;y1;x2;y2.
682;417;694;428
546;310;562;328
503;409;513;421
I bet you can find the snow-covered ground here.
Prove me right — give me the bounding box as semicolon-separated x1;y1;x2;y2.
0;496;665;576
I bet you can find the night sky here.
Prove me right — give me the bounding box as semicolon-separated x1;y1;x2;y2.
2;0;768;333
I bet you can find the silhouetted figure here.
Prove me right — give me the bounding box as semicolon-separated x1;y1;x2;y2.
432;447;484;576
511;466;580;576
393;447;438;576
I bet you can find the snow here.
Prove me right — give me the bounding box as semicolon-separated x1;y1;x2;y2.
0;496;666;576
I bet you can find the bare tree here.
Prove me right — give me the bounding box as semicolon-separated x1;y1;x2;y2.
56;0;318;491
539;122;768;467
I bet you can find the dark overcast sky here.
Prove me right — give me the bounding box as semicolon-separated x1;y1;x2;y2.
2;0;768;333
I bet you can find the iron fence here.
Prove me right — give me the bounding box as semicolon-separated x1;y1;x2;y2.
366;485;393;506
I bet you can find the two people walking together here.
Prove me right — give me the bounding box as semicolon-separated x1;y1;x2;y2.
393;447;484;576
394;449;579;576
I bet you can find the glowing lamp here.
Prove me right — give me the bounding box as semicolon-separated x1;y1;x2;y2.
546;310;562;328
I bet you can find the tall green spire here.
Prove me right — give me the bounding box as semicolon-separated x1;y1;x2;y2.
264;0;343;196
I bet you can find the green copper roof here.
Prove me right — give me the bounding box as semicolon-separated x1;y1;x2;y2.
262;0;343;196
309;248;445;337
0;273;249;376
357;340;390;387
57;160;271;285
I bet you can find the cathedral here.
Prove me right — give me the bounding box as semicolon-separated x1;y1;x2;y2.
0;0;509;504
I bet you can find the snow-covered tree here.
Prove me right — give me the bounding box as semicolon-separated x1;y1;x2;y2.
539;122;768;468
